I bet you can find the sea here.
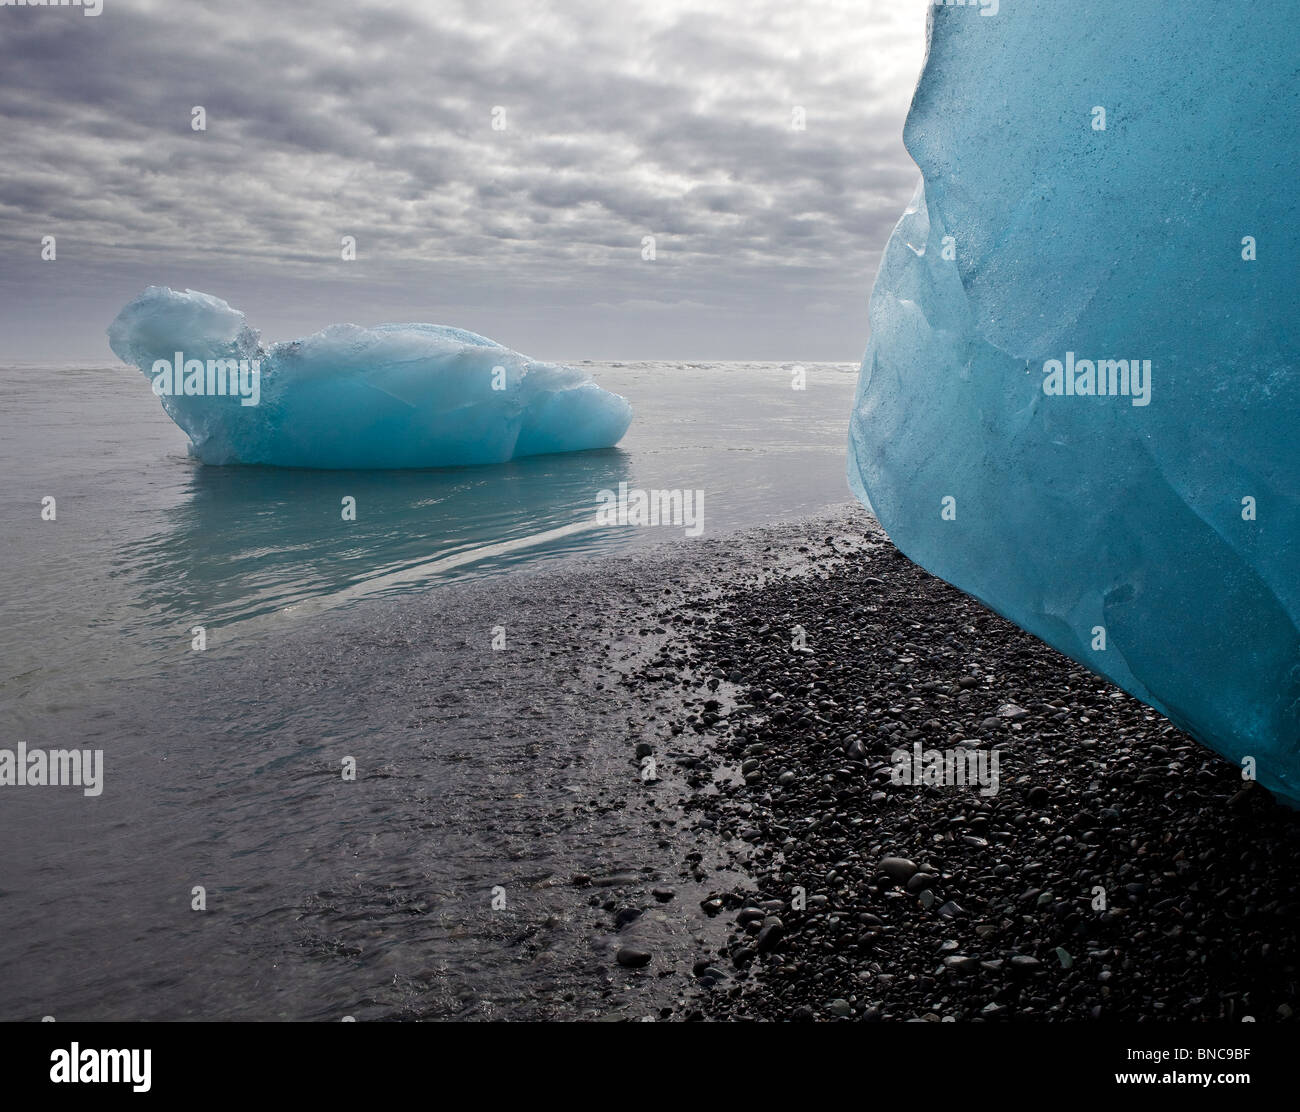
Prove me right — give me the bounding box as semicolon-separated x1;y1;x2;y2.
0;359;862;1020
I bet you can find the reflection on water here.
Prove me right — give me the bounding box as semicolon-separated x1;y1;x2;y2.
0;359;861;1021
126;448;635;632
0;360;858;712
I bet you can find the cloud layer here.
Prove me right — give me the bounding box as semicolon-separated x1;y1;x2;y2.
0;0;926;361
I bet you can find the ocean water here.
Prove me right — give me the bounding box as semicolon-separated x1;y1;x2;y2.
1;360;856;724
0;359;862;1021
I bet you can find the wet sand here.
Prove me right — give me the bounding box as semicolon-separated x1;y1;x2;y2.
4;504;1297;1022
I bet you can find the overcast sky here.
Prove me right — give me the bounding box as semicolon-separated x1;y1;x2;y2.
0;0;926;363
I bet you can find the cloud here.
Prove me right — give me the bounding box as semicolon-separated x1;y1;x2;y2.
0;0;926;360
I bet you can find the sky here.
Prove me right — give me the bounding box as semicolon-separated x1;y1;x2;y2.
0;0;927;363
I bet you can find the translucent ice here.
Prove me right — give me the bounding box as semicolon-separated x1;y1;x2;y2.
849;4;1300;804
108;287;632;469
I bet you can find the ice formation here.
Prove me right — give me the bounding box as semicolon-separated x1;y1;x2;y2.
107;287;632;468
849;4;1300;804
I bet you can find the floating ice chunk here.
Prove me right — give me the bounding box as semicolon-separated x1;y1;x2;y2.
849;4;1300;805
107;287;632;468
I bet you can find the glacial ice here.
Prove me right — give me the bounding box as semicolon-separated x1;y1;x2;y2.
849;4;1300;804
107;287;632;469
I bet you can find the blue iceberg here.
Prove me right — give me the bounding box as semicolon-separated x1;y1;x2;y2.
108;287;632;469
849;3;1300;804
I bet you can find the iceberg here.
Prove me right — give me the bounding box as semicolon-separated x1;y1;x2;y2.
107;287;632;469
849;4;1300;804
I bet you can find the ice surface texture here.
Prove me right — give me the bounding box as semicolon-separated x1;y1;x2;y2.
848;4;1300;804
108;287;632;469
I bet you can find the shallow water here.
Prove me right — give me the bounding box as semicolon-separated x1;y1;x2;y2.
1;360;856;720
0;360;862;1021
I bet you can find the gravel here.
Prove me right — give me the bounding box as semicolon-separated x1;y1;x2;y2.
615;512;1300;1021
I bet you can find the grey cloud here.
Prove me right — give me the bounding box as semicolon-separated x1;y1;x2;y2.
0;0;925;362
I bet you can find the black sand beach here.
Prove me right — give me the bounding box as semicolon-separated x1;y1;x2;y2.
620;509;1300;1022
6;505;1298;1023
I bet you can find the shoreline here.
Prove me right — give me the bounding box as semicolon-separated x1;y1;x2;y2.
616;510;1300;1021
3;504;1297;1021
